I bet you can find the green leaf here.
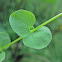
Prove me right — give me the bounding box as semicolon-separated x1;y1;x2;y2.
9;10;35;37
0;32;11;49
0;51;5;62
23;26;52;49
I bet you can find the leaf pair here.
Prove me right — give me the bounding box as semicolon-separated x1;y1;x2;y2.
9;10;52;49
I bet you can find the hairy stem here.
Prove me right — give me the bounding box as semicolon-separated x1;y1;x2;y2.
30;13;62;33
0;37;23;51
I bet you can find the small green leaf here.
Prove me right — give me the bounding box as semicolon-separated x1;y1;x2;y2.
0;51;5;62
9;10;35;37
23;26;52;49
0;32;11;49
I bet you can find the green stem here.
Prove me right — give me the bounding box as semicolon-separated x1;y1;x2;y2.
30;13;62;33
0;37;23;51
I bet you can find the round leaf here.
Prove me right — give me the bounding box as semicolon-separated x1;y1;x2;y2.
0;32;11;48
0;51;5;62
9;10;35;37
23;26;52;49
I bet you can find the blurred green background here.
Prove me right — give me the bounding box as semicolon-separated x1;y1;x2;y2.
0;0;62;62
